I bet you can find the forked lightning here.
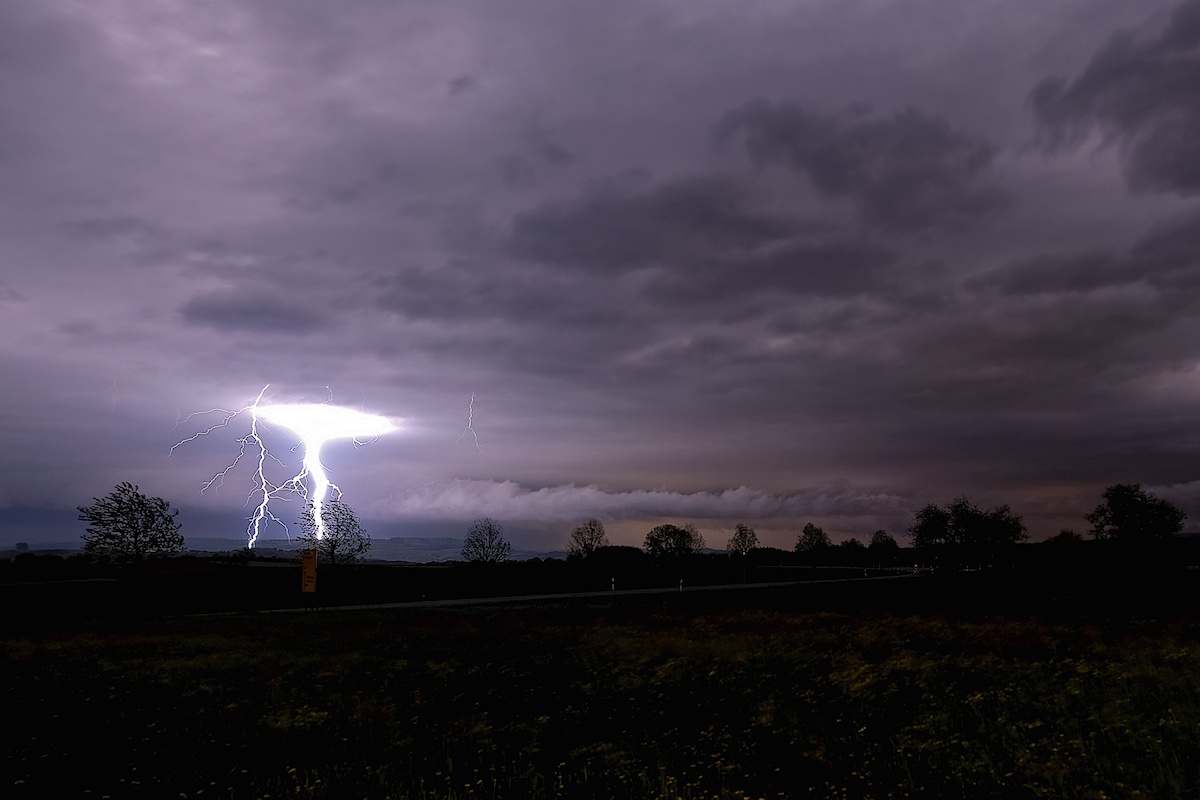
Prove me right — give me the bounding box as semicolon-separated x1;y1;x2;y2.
171;386;398;547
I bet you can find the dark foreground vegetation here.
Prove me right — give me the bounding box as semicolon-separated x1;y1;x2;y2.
1;541;929;619
5;569;1200;799
6;534;1200;618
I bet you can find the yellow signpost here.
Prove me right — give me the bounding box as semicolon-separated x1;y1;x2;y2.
301;549;317;594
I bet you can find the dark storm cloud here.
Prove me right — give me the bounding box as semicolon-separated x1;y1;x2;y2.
643;237;900;302
1031;0;1200;194
0;5;96;152
498;132;579;190
523;123;580;168
374;256;636;328
947;250;1183;388
58;320;99;338
370;256;662;380
180;292;330;334
975;210;1200;296
506;169;901;307
738;288;1196;492
895;214;1200;484
0;283;25;303
1127;212;1200;288
447;74;475;95
532;139;578;167
969;250;1126;295
61;216;156;240
8;0;1200;547
500;156;537;190
650;207;1200;495
506;174;800;270
713;99;1008;233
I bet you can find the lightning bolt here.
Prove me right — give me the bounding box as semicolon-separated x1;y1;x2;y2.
171;385;398;547
457;391;482;454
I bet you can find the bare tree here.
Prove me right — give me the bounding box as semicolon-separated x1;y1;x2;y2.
727;523;759;556
568;518;609;559
78;482;185;563
462;517;511;563
298;499;371;566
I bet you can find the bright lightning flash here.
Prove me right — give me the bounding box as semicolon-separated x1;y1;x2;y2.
172;387;398;547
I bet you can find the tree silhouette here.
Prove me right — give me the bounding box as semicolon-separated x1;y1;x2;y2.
907;497;1026;553
567;518;609;559
727;523;759;556
794;522;831;552
462;517;511;563
866;529;901;565
868;529;899;552
1086;484;1185;542
298;499;371;566
644;523;705;557
1045;529;1084;545
78;482;184;563
908;504;952;548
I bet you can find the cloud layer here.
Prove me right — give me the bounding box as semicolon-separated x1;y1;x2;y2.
1032;0;1200;194
2;0;1199;550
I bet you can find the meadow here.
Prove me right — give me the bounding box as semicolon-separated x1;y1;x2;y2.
4;579;1200;799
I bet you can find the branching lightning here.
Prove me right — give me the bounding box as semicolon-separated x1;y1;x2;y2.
457;391;482;454
171;385;398;547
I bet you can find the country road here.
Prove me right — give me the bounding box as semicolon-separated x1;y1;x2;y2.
255;571;925;615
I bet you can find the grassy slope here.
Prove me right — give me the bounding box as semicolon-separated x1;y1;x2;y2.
4;583;1200;799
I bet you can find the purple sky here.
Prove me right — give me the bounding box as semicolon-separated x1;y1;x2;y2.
4;0;1200;551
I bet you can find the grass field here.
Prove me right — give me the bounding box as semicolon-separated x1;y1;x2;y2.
5;582;1200;799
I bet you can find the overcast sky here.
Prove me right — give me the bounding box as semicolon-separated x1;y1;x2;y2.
4;0;1200;551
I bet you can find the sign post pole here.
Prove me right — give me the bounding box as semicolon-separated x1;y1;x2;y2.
301;549;317;596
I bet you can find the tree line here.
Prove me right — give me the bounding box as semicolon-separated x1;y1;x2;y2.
73;481;1186;566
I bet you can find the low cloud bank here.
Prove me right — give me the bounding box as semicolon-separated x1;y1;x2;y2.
385;479;912;525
